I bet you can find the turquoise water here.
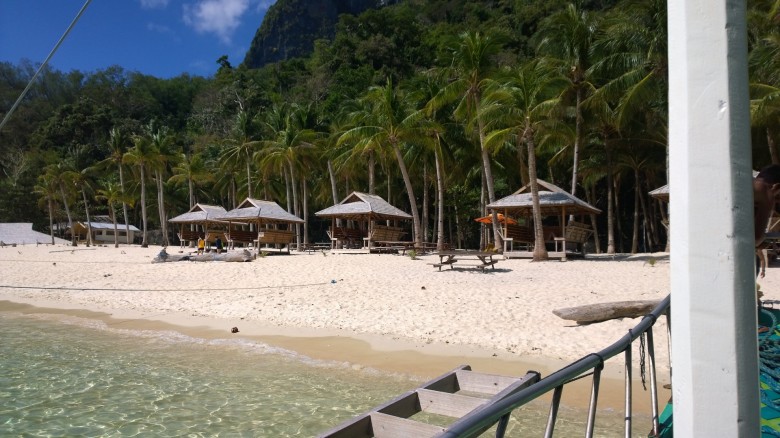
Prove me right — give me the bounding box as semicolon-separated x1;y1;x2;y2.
0;311;647;437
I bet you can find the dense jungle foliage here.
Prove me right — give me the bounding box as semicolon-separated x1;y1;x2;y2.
1;0;778;255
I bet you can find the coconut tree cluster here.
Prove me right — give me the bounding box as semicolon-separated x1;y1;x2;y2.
2;0;778;257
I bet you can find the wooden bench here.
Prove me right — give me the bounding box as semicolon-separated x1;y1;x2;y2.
327;227;367;249
500;224;533;253
258;229;295;245
177;230;204;247
370;225;406;243
227;230;257;249
553;220;593;258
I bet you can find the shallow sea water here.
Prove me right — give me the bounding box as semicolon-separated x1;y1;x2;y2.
0;312;649;437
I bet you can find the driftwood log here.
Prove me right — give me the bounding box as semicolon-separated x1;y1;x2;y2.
152;249;254;263
553;300;662;325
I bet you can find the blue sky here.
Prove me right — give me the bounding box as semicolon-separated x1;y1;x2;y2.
0;0;274;78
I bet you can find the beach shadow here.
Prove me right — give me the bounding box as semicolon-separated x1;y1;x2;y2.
583;253;669;263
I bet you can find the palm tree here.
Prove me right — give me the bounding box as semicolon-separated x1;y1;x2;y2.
41;163;75;240
483;61;567;260
259;104;319;248
34;171;59;244
222;110;262;198
748;1;780;163
340;79;428;246
589;0;668;133
168;152;212;209
429;31;506;248
95;181;129;248
535;2;598;198
124;135;156;247
106;127;133;244
149;127;178;246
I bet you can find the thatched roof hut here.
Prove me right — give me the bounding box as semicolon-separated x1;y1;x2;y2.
169;203;228;224
315;192;412;221
649;185;669;201
487;180;601;217
217;198;304;224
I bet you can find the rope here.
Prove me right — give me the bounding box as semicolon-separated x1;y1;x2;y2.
0;282;330;293
0;0;93;132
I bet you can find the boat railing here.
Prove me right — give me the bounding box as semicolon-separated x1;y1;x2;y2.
439;294;672;438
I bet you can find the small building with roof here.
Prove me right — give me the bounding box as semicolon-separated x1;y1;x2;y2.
68;216;140;244
216;198;304;253
487;180;601;259
168;203;228;247
315;191;413;252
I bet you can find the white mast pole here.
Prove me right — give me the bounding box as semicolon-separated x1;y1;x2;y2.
668;0;759;435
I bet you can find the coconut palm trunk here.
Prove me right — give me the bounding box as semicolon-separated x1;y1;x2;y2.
81;188;93;247
288;161;300;250
327;160;342;228
434;147;446;251
47;195;55;245
57;184;76;245
119;164;130;244
525;122;548;261
477;118;502;249
140;166;148;247
155;170;168;246
392;142;422;246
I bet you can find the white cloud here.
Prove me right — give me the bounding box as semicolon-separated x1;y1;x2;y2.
183;0;251;44
140;0;170;9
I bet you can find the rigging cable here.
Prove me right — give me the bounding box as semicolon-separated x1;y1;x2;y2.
0;0;93;132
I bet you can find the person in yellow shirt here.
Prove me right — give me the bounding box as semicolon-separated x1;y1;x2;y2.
197;237;205;255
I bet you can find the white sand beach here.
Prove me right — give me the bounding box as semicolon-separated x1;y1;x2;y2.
1;244;775;412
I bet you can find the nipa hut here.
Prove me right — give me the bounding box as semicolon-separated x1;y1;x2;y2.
315;191;412;251
168;203;228;247
216;198;304;253
487;180;601;259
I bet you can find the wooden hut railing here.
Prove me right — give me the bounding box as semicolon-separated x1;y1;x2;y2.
328;227;366;248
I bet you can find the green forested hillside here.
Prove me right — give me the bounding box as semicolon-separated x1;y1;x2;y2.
1;0;777;255
243;0;395;68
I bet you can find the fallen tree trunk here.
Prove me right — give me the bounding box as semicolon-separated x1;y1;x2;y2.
553;299;662;325
152;249;254;263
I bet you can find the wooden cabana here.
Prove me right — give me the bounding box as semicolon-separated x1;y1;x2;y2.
168;203;228;248
487;179;601;259
315;191;412;252
215;198;304;253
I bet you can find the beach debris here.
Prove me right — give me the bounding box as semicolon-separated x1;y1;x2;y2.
421;286;426;290
231;327;239;333
331;279;337;284
553;299;662;324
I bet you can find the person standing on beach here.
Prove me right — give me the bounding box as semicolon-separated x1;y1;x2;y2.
197;237;205;255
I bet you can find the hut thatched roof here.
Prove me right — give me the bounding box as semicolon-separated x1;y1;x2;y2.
217;198;304;224
487;180;601;216
315;192;412;221
649;185;669;201
169;204;228;224
0;223;69;245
